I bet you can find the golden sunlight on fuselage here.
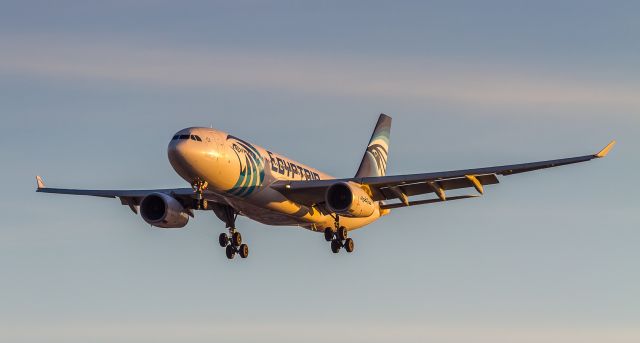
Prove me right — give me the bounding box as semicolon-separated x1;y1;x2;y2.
167;127;382;231
168;127;238;192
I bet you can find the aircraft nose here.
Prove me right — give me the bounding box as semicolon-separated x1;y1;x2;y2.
168;139;185;157
167;134;201;179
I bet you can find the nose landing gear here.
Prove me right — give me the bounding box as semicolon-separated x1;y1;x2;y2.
191;179;209;210
324;216;354;254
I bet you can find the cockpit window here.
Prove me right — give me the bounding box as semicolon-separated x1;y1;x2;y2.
173;134;202;141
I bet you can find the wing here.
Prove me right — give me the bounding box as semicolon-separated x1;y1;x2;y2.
271;140;616;209
35;176;225;214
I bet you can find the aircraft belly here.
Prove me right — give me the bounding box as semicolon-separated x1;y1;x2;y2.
221;187;381;231
225;187;329;228
228;201;302;226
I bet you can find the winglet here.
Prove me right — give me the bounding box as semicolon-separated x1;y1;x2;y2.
595;140;616;158
36;175;46;189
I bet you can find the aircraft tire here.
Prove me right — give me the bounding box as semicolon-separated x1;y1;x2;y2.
344;238;354;253
239;244;249;258
232;232;242;246
337;227;348;241
219;233;229;247
225;245;236;259
331;240;341;253
324;228;334;241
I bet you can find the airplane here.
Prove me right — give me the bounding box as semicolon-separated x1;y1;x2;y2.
36;114;616;259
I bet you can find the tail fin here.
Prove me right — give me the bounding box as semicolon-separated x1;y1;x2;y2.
355;113;392;178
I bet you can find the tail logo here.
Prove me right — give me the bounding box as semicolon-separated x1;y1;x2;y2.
355;114;391;178
366;143;388;175
227;135;265;197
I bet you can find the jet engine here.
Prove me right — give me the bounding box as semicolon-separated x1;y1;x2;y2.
325;181;376;217
140;193;189;228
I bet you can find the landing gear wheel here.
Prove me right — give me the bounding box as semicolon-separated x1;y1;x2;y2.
337;227;348;241
344;238;354;253
324;228;334;242
193;198;208;210
225;245;236;259
238;244;249;258
231;231;242;246
218;233;229;247
331;240;341;253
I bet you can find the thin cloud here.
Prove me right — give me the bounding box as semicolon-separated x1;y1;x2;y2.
1;35;639;111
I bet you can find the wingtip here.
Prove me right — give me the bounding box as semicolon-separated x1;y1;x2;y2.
595;140;616;158
36;175;45;189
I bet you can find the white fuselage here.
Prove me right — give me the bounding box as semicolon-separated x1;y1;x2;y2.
167;127;383;232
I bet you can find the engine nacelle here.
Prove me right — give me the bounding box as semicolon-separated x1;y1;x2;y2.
140;193;189;228
325;181;376;218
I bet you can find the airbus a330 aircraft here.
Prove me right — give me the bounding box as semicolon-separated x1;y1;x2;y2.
36;114;615;259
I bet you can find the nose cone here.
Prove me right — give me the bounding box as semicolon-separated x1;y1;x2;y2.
168;132;202;182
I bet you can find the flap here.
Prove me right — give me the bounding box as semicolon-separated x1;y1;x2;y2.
377;174;499;201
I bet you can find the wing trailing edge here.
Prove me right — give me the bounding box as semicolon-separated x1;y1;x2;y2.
380;194;480;210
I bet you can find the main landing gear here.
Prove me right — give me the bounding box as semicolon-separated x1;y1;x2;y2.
211;203;249;260
324;216;354;254
219;229;249;259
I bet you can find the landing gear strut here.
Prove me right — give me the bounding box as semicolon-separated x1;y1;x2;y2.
191;179;209;210
324;215;354;254
212;203;249;260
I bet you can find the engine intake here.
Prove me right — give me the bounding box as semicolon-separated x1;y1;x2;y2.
325;182;375;218
140;193;189;228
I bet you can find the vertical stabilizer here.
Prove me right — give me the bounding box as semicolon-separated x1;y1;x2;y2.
355;114;392;178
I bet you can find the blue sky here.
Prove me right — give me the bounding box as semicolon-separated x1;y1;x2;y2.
1;1;638;342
